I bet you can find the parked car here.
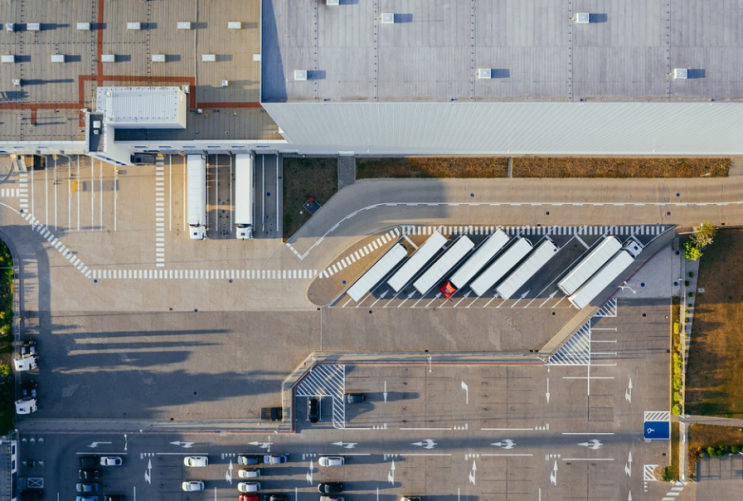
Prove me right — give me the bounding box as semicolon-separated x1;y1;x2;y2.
237;483;260;493
239;496;258;501
237;455;262;465
238;469;260;478
268;495;287;501
400;498;422;501
263;454;287;465
104;496;124;501
78;470;101;480
79;456;98;469
308;398;319;423
184;456;208;467
318;456;344;467
99;457;122;466
182;481;205;492
345;393;365;404
320;497;344;501
76;484;99;494
317;483;343;494
20;490;43;501
76;497;98;501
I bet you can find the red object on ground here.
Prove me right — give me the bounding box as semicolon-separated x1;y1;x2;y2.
440;281;457;299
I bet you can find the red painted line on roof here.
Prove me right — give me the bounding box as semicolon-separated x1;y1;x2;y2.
96;0;104;82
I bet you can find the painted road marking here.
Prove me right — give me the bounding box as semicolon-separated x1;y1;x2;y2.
155;167;166;267
89;269;318;280
320;228;400;279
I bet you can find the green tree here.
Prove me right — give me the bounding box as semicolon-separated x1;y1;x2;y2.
684;241;703;261
691;222;718;249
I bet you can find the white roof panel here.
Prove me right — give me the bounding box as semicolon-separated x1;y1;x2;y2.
96;87;187;129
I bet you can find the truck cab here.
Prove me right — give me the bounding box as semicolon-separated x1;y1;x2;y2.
189;225;206;240
260;407;283;421
14;340;38;372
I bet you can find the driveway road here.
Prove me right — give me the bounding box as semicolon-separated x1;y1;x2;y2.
288;177;743;269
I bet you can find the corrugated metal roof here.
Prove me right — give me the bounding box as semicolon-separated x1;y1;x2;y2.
263;101;743;155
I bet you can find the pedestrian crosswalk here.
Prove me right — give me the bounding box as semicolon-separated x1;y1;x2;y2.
320;228;400;279
594;298;618;317
154;166;166;267
548;321;592;366
0;188;20;198
400;224;669;237
661;482;685;501
21;211;93;279
90;268;318;280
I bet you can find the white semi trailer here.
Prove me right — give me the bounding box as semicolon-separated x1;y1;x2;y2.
496;239;558;299
470;237;533;297
235;153;255;240
449;229;510;290
387;231;447;292
413;236;474;295
187;154;207;240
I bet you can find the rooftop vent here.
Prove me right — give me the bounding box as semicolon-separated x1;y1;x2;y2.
152;54;166;63
77;22;90;31
202;54;216;62
12;79;21;87
294;70;308;81
101;54;116;63
228;22;241;30
477;68;492;79
673;68;688;80
253;54;261;62
26;23;41;31
1;55;16;64
381;13;395;24
326;0;340;5
50;54;65;63
4;23;14;32
221;80;229;87
575;13;590;24
177;22;192;30
127;22;141;31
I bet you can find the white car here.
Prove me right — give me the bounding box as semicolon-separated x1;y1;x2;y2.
182;481;205;492
99;457;122;466
237;483;260;493
238;469;260;478
184;456;209;467
318;456;344;467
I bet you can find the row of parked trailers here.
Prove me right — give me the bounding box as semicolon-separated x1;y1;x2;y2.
346;229;643;309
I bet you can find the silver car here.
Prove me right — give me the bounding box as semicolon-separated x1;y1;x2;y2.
184;456;209;467
318;456;344;467
237;482;260;493
182;481;205;492
238;469;260;478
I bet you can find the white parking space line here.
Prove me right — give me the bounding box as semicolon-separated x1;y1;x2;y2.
481;428;534;431
400;427;452;431
562;458;615;461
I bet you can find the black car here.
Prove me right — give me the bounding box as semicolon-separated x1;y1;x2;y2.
345;393;365;404
20;339;37;356
76;484;99;494
79;456;99;469
21;381;38;400
20;491;43;501
317;483;343;494
104;495;124;501
308;398;319;423
78;470;101;481
237;455;262;466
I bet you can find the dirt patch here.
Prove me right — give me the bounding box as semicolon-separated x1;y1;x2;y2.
282;157;338;240
688;424;743;479
686;229;743;417
357;157;509;179
512;157;729;178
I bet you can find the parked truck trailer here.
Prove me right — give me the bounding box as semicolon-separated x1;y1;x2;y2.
187;154;207;240
235;153;255;240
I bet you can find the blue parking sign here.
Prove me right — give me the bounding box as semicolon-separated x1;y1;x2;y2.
644;420;670;440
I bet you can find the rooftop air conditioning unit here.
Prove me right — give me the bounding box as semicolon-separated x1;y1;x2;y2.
477;68;492;79
202;54;216;62
575;13;590;24
151;54;166;62
127;22;141;30
50;54;65;63
381;13;395;24
5;23;14;32
221;80;229;87
327;0;340;5
12;79;21;87
77;22;90;31
26;23;41;31
228;22;242;30
294;70;308;81
177;22;192;30
101;54;116;63
673;68;688;79
1;55;16;64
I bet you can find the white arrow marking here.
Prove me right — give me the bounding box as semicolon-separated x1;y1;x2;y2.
388;460;395;485
169;441;195;448
332;441;357;449
226;460;233;484
384;381;388;402
510;290;530;308
546;378;550;404
539;290;558;308
368;290;388;308
412;439;437;449
461;381;469;404
144;459;152;485
469;460;476;485
124;434;128;452
491;439;515;450
550;460;557;486
453;291;470;308
427;356;432;373
625;451;632;477
88;442;112;448
578;439;603;450
248;441;271;449
306;460;314;484
628;491;632;501
625;378;633;403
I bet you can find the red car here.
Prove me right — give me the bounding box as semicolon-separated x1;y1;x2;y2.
239;496;258;501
